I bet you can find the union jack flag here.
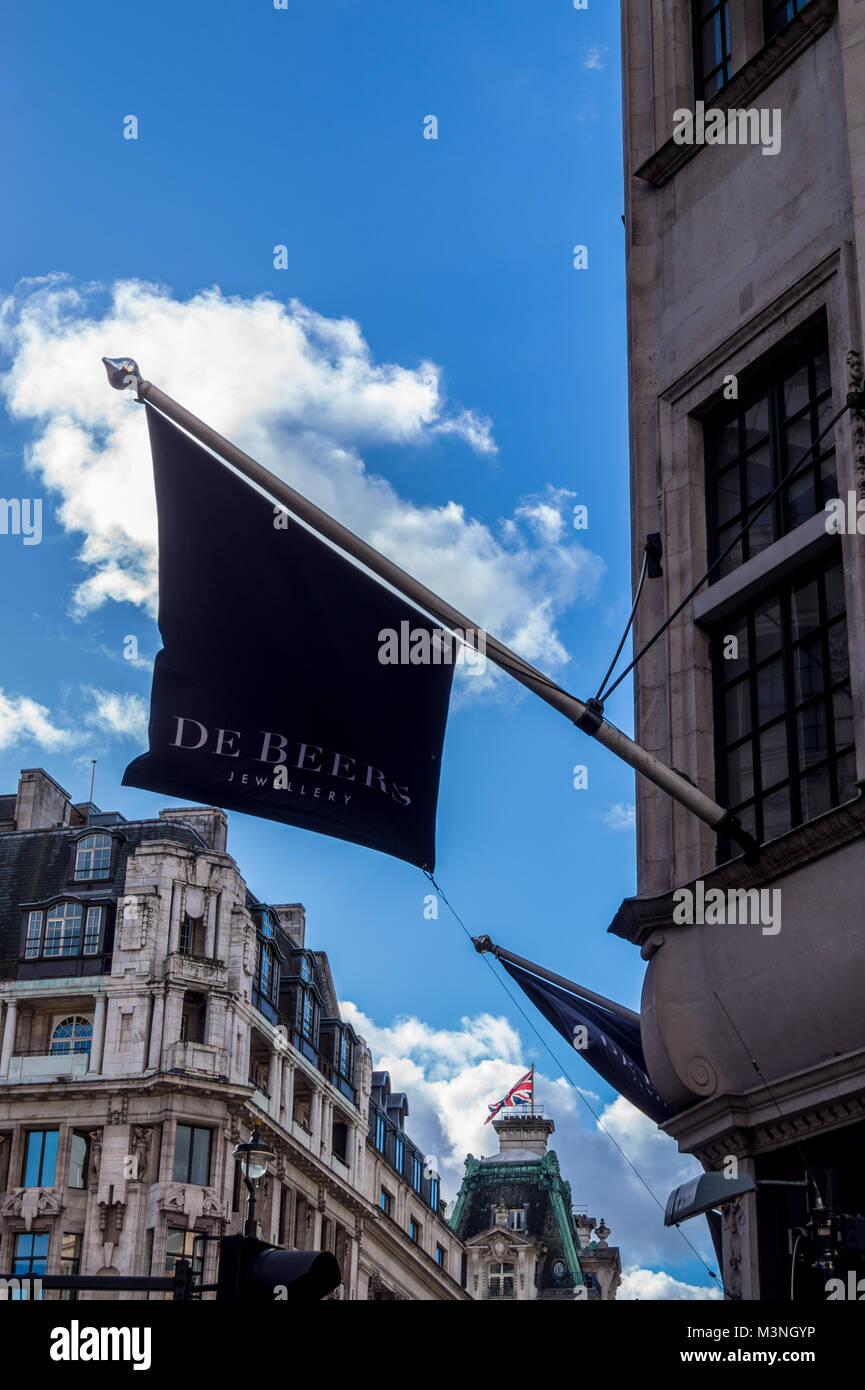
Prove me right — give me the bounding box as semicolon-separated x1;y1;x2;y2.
485;1066;534;1123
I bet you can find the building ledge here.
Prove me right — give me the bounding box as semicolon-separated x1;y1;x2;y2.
634;0;837;189
608;785;865;948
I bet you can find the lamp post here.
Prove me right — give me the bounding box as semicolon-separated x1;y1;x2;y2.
233;1119;276;1238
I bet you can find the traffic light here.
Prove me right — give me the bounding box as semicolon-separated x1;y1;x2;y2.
216;1235;341;1302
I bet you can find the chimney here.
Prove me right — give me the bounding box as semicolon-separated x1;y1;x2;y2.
492;1113;555;1157
158;806;227;852
15;769;73;830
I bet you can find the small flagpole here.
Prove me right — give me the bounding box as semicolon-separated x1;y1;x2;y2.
473;936;642;1024
100;358;758;861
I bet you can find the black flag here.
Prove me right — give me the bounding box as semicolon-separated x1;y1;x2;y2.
501;959;675;1124
123;406;454;869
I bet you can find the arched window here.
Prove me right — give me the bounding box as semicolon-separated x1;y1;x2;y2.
45;903;83;957
51;1016;92;1056
74;833;112;881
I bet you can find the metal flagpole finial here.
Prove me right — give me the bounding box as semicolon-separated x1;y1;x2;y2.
102;357;142;394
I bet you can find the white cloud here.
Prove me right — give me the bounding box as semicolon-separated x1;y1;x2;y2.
598;801;636;831
339;1003;719;1291
583;45;607;71
0;688;73;751
618;1267;722;1301
0;278;603;680
83;688;149;741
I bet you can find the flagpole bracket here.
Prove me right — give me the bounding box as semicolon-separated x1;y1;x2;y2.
715;812;761;866
574;698;605;736
472;935;495;955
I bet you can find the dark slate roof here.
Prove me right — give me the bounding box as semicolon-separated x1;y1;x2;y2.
0;819;205;963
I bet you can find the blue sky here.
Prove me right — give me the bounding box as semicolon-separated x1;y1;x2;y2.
0;2;716;1296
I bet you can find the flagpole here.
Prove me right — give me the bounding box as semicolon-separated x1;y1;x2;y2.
473;934;642;1024
101;358;759;862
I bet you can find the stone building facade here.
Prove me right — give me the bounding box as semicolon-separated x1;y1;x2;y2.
616;1;865;1297
0;767;466;1300
450;1111;621;1300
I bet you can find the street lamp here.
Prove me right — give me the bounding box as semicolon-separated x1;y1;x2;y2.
233;1119;276;1238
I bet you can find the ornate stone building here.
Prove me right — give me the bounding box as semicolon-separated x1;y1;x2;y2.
0;767;466;1300
616;0;865;1297
449;1111;621;1300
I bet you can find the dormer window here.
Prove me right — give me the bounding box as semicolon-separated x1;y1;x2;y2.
338;1030;353;1079
22;903;106;962
73;832;112;882
507;1208;526;1231
300;954;312;982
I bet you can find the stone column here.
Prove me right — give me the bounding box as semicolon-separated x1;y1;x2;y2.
349;1230;360;1298
268;1051;282;1119
310;1090;322;1148
147;990;165;1070
320;1098;332;1159
346;1122;357;1182
0;1000;18;1077
162;988;184;1050
89;995;107;1074
167;882;182;955
282;1061;295;1126
204;891;219;960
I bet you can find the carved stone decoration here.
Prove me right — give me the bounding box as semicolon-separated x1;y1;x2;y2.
724;1195;746;1301
36;1191;64;1218
89;1130;103;1181
1;1192;22;1219
161;1186;187;1215
130;1126;152;1182
686;1055;718;1095
108;1095;128;1126
847;350;865;490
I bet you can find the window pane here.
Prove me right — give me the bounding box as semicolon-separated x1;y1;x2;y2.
68;1135;88;1189
762;786;791;839
174;1125;192;1183
832;688;854;751
715;465;741;525
756;658;785;726
837;751;858;804
796;702;828;769
190;1128;211;1186
753;599;782;659
782;364;810;419
724;681;751;743
726;741;754;805
41;1131;58;1186
824;563;845;619
743;395;769;447
744;446;772;509
799;765;831;822
759;720;788;791
792;635;824;704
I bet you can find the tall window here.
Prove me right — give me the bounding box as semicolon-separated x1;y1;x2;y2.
409;1217;421;1244
764;0;808;38
256;938;278;1003
412;1152;423;1193
430;1177;440;1212
508;1208;526;1231
338;1031;352;1078
173;1124;212;1185
83;907;102;955
713;553;855;848
435;1244;446;1269
706;330;835;579
380;1188;392;1214
299;954;312;982
14;1232;49;1289
488;1261;515;1298
300;989;318;1044
23;1130;58;1186
51;1016;92;1056
68;1133;90;1189
24;911;43;959
394;1132;404;1175
60;1233;82;1301
694;0;732;101
178;915;205;957
74;833;112;881
374;1110;387;1152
